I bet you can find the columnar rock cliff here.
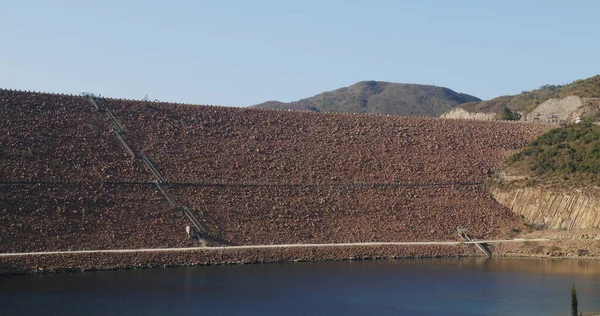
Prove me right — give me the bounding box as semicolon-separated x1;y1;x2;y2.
491;187;600;229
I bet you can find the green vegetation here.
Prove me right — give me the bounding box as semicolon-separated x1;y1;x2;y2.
571;283;579;316
499;106;521;121
507;123;600;176
456;75;600;116
253;81;480;117
255;75;600;119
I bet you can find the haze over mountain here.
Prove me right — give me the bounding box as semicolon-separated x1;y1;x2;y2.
252;81;480;117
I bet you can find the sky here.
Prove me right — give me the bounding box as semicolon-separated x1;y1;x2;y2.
1;0;599;107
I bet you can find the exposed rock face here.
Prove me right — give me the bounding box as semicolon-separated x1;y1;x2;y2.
440;108;497;120
491;187;600;229
444;95;600;123
526;96;582;122
525;96;600;122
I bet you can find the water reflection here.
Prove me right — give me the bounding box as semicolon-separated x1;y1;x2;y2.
416;257;600;278
1;258;600;316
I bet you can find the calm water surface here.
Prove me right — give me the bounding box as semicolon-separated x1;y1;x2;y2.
2;258;600;315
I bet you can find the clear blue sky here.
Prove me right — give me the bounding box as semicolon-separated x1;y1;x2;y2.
1;0;599;107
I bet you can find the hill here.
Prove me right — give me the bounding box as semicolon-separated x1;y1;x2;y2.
500;122;600;186
448;75;600;119
490;123;600;231
252;81;480;117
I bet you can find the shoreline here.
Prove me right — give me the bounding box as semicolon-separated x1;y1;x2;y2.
0;244;475;275
2;242;597;276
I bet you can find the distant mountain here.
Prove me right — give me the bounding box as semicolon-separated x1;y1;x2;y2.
448;75;600;117
252;81;481;117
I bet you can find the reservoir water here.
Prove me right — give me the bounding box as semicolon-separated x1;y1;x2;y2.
1;258;600;315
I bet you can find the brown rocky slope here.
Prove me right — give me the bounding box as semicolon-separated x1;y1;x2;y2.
0;89;554;273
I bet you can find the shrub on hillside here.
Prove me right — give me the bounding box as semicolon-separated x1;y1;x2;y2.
508;123;600;175
499;107;521;121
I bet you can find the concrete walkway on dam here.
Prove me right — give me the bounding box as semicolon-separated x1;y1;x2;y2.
0;239;550;257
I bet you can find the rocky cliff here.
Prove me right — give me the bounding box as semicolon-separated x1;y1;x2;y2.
440;108;497;120
444;75;600;121
443;95;600;122
524;96;600;122
491;187;600;229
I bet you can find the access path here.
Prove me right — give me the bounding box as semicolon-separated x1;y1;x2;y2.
0;239;550;257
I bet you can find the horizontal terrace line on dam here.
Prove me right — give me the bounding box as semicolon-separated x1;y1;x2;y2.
0;239;551;257
0;89;555;263
0;180;485;187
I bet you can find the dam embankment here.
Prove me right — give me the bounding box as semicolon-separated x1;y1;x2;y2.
0;89;554;273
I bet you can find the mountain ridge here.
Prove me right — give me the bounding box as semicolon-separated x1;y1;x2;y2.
252;81;481;117
447;75;600;118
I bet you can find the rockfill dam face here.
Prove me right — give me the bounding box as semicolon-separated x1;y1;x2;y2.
0;89;554;273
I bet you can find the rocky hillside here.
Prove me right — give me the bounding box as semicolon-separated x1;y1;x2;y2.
1;88;552;255
252;81;480;117
443;75;600;120
504;122;600;177
490;123;600;230
525;96;599;123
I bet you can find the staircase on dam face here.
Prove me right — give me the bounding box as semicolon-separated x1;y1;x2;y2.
457;228;492;257
87;96;208;243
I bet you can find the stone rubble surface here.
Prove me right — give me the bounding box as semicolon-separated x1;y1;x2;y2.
0;90;555;273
